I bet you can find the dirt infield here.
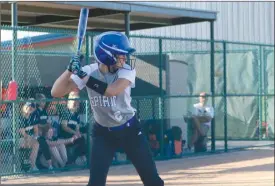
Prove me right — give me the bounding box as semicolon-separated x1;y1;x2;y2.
2;147;274;186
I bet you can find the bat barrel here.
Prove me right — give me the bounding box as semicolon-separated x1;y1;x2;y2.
77;8;89;53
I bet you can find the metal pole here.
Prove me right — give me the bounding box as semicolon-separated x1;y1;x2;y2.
124;12;130;38
258;46;263;139
12;3;17;81
159;38;164;157
263;49;268;139
210;21;216;152
223;41;228;152
11;2;17;174
124;11;130;67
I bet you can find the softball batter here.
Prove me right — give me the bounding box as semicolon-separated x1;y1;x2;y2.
51;31;164;186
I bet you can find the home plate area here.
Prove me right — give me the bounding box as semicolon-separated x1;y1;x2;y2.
2;147;274;186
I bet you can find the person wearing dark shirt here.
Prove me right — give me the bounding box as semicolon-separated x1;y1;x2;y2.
60;91;87;165
19;101;40;171
34;93;53;170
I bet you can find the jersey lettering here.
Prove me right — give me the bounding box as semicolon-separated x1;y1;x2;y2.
90;96;116;107
102;96;110;107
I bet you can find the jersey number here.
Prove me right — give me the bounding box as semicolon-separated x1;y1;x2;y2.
114;111;123;122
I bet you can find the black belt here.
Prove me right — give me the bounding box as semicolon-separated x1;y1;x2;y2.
97;116;136;132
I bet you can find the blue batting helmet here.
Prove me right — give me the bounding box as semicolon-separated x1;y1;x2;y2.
93;31;136;66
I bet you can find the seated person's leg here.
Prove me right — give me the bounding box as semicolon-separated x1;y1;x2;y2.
39;154;49;168
65;143;76;165
75;136;87;162
194;124;209;153
192;117;205;136
57;144;68;167
188;126;198;149
200;124;209;137
49;146;64;168
23;136;39;170
37;137;53;169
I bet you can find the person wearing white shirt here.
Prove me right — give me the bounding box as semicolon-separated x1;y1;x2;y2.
188;92;214;151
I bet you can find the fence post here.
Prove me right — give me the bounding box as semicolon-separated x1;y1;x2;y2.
263;48;269;139
258;46;263;139
210;21;216;152
158;38;164;157
223;41;228;152
11;2;18;173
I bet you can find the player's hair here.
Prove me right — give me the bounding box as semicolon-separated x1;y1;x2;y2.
35;93;46;108
21;98;36;117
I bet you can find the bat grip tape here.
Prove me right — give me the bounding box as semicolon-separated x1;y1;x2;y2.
86;76;108;95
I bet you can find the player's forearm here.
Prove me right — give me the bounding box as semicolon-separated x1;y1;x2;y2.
47;138;73;146
62;125;77;135
72;72;130;97
85;76;129;97
51;70;74;98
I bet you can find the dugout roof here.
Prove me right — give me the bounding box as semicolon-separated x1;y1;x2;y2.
1;1;217;31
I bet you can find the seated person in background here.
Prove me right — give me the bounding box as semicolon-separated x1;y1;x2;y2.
148;124;160;157
19;101;40;171
171;126;183;156
35;93;51;134
59;91;87;165
47;101;60;140
39;127;79;168
34;93;54;170
188;92;214;151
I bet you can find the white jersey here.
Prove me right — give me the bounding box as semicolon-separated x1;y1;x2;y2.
71;63;136;128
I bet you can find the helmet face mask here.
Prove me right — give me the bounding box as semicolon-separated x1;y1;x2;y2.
106;54;136;73
93;31;136;72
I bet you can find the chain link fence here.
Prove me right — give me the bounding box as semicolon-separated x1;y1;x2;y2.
0;26;274;179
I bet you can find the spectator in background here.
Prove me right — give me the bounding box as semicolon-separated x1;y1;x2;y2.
33;93;54;171
47;101;60;140
188;92;214;152
19;101;40;171
148;123;160;157
35;93;51;136
59;91;87;165
39;127;79;168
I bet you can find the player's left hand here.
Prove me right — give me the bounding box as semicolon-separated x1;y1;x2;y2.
67;55;81;73
68;55;87;79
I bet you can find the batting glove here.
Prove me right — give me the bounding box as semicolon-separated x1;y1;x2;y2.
67;55;87;79
77;69;88;79
67;55;81;72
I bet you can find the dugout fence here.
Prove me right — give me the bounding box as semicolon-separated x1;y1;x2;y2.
0;26;274;179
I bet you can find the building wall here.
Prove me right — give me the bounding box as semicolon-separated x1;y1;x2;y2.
131;2;274;44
